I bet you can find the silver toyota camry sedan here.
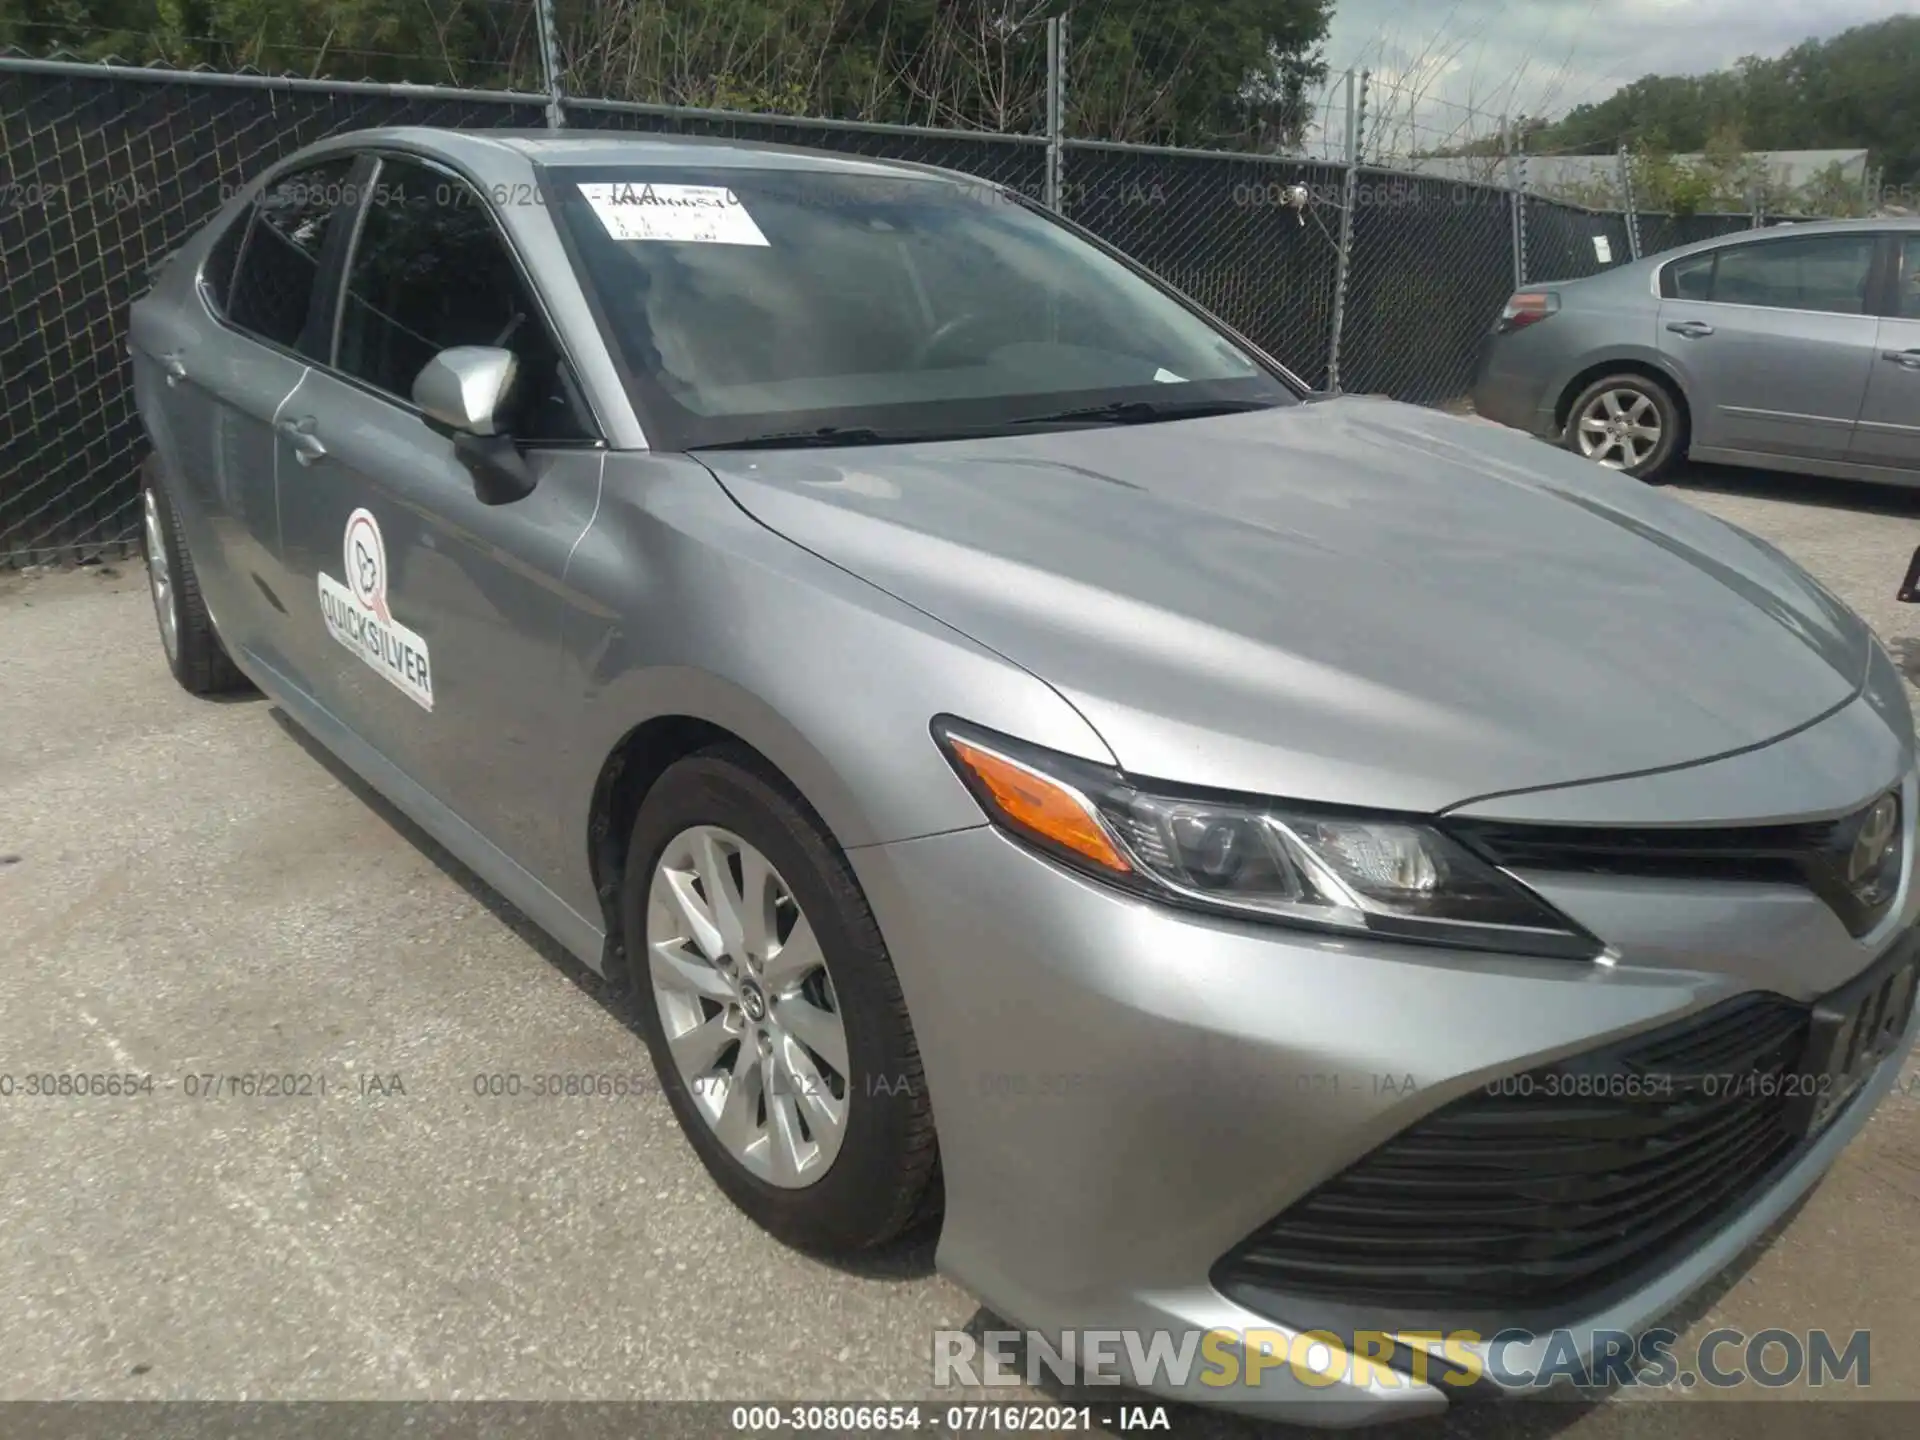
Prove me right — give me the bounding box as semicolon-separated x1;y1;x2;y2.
132;129;1918;1423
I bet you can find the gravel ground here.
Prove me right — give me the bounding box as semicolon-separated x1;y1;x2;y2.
2;459;1919;1439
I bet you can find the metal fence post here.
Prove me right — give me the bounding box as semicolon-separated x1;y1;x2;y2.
1503;117;1528;288
1045;15;1067;210
536;0;565;130
1324;69;1365;394
1618;142;1642;260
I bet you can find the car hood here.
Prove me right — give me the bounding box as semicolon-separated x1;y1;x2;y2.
696;397;1873;813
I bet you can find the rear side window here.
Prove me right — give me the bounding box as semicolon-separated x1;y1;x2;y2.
1666;252;1714;301
1663;234;1877;315
334;156;590;443
1899;235;1920;318
227;158;356;350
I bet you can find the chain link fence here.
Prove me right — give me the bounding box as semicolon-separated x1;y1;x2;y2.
1638;211;1763;257
0;62;551;567
1060;143;1343;389
1338;171;1515;404
1518;195;1635;284
0;56;1793;568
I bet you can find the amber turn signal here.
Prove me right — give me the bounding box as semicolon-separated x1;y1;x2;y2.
945;737;1133;874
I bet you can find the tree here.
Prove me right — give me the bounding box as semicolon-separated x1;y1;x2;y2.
1530;14;1920;186
0;0;1335;147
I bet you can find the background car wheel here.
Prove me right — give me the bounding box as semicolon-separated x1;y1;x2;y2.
621;745;939;1253
139;457;249;695
1563;373;1684;482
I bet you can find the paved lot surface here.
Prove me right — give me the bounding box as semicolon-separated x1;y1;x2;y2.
4;460;1920;1438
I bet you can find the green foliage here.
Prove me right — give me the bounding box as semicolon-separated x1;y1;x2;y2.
1;0;545;83
1536;14;1920;187
0;0;1334;147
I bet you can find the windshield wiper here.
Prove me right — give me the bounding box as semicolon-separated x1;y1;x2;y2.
695;397;1283;451
1006;397;1281;427
696;426;894;451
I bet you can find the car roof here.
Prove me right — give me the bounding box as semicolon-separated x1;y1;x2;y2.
1645;214;1920;264
292;125;989;188
1559;214;1920;291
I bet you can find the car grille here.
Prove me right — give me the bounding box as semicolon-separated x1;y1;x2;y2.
1213;992;1812;1316
1448;796;1903;940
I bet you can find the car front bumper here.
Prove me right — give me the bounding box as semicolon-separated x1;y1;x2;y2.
850;813;1920;1426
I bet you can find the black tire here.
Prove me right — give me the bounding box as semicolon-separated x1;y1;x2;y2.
139;456;250;695
621;745;940;1253
1561;372;1686;482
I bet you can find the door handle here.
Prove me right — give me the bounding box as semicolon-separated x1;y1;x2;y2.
1881;349;1920;371
160;352;188;387
277;417;328;465
1666;320;1715;339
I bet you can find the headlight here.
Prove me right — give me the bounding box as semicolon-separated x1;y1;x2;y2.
934;718;1600;961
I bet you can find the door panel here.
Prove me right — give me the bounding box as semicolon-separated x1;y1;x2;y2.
179;156;361;674
272;373;603;885
1657;232;1880;462
269;152;607;889
1851;319;1920;471
1850;237;1920;472
130;236;302;659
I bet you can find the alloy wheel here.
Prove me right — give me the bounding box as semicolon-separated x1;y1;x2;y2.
646;825;851;1188
1575;387;1661;471
142;487;179;662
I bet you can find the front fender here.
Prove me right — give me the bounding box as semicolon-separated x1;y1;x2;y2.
549;455;1116;923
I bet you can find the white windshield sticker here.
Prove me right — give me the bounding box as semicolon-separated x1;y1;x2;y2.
1592;235;1613;263
576;182;769;245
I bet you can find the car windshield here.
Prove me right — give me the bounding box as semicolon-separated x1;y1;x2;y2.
547;165;1299;449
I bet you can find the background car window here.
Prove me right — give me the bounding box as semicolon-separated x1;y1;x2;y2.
1900;236;1920;318
226;158;354;350
335;158;589;443
1707;234;1875;314
1667;252;1714;300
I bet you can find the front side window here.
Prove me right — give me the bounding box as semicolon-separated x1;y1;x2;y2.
549;166;1295;449
227;158;355;351
1667;234;1877;315
1898;235;1920;319
335;156;590;443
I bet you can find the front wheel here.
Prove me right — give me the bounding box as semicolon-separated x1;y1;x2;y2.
1563;373;1684;482
621;746;939;1253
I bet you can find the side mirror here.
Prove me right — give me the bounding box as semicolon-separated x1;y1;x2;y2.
414;346;515;434
412;346;537;506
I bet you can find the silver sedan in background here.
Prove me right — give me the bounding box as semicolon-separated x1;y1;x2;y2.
1473;217;1920;484
131;130;1919;1424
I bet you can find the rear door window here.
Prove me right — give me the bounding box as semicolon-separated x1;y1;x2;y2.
1897;235;1920;318
226;158;356;353
1666;252;1714;301
1666;234;1877;315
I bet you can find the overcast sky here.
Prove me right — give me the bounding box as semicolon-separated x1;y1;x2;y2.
1319;0;1916;142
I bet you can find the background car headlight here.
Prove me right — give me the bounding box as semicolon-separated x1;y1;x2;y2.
934;718;1600;960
